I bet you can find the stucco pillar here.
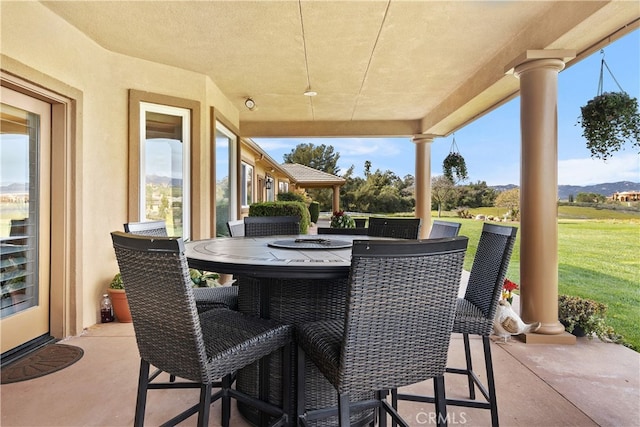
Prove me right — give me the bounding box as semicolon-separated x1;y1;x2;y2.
511;51;574;339
413;135;435;239
332;184;341;213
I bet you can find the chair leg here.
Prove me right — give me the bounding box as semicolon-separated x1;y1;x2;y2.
377;390;387;427
463;333;475;399
281;344;292;425
338;393;351;426
482;336;499;427
433;376;447;427
296;346;307;425
390;388;398;427
134;359;150;427
197;383;212;427
221;374;232;427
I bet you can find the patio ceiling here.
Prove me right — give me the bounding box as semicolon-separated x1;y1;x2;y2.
42;1;638;138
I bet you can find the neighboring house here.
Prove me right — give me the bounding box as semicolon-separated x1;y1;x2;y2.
611;191;640;202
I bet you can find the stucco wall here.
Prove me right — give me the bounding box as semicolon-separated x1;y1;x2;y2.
1;2;239;331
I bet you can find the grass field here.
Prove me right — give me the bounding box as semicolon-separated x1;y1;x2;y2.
436;207;640;351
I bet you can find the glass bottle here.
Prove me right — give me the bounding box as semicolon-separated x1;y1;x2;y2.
100;293;114;323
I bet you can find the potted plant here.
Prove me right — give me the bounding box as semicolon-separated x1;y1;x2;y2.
189;269;220;287
558;294;618;341
107;273;132;323
330;210;355;229
578;91;640;160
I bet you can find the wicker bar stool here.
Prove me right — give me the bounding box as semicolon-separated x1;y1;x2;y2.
296;237;469;427
244;216;300;236
124;221;238;312
367;217;421;239
111;232;292;427
393;223;518;427
428;220;462;239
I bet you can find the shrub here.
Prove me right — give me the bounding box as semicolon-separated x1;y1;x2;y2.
277;191;307;203
309;201;320;223
249;201;310;234
558;294;620;342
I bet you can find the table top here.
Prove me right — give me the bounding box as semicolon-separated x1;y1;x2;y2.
186;234;377;279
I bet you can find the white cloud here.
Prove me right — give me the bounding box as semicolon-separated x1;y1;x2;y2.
558;153;640;185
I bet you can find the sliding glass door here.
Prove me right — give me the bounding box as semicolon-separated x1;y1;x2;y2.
1;86;51;353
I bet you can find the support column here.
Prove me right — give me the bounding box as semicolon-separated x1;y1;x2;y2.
510;50;575;342
413;135;435;239
332;185;341;213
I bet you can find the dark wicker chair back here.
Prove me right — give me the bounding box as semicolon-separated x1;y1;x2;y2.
226;219;245;237
111;232;212;381
296;237;468;426
342;237;467;391
463;223;518;325
244;215;300;236
428;220;462;239
123;221;238;312
317;227;368;235
366;217;421;239
111;231;291;427
123;220;168;237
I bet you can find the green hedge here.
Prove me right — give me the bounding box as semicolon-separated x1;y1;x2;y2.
309;201;320;223
277;192;307;202
249;201;311;234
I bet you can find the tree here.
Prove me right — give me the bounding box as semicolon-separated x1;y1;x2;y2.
455;181;497;208
494;188;520;220
283;143;340;174
283;143;341;210
431;175;456;217
576;192;606;204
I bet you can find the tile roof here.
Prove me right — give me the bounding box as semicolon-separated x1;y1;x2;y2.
280;163;345;187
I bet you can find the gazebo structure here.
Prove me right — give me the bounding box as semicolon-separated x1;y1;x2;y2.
1;1;638;354
280;163;346;213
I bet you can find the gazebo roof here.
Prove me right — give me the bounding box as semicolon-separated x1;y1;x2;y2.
280;163;345;188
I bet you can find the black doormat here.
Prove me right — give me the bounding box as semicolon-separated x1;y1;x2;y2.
1;344;83;384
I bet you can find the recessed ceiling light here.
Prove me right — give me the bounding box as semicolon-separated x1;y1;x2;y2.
244;98;256;110
303;89;317;97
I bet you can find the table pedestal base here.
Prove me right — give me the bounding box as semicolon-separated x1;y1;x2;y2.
236;276;374;427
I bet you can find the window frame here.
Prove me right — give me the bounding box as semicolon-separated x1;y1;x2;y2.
128;90;200;240
241;161;254;208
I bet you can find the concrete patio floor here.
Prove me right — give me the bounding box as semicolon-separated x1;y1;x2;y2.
1;311;638;427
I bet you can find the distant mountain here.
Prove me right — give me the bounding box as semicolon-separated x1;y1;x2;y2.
490;181;640;200
0;182;28;193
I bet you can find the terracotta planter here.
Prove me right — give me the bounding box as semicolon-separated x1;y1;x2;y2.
107;288;132;323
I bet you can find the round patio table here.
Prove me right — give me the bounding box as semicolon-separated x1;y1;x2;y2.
185;235;377;427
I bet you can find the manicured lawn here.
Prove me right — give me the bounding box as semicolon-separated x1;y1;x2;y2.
328;208;639;349
437;210;640;351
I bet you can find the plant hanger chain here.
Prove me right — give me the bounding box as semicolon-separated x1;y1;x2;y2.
449;134;460;154
597;49;626;96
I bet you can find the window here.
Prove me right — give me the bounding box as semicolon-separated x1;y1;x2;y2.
279;181;289;193
241;162;253;207
139;102;190;239
214;122;237;236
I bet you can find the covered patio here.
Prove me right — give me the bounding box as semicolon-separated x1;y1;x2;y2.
1;2;639;424
2;291;638;426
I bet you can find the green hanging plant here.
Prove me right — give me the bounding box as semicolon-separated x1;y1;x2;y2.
579;92;640;160
442;136;468;182
578;50;640;160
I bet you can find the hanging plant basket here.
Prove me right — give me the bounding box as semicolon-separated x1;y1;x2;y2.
578;51;640;160
579;92;640;160
442;137;468;182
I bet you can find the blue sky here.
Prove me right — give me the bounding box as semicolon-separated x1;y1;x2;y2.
256;29;640;186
